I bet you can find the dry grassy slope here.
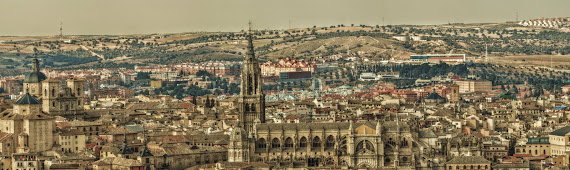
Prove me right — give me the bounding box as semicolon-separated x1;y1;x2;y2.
262;36;407;60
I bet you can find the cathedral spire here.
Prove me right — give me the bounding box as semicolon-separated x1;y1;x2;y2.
246;21;255;61
238;21;265;134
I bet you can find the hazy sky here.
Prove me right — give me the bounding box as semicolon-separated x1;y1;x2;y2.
1;0;569;36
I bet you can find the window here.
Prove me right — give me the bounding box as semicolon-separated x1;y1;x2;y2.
312;136;321;148
325;135;335;148
272;138;280;148
284;137;293;148
256;138;266;149
299;137;307;148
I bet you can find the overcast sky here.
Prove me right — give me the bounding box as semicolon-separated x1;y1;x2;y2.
1;0;569;36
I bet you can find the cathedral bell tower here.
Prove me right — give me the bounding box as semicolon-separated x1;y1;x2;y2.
238;22;265;134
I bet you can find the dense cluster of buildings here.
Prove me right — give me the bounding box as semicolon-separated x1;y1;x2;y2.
1;33;570;170
260;58;317;77
518;18;570;28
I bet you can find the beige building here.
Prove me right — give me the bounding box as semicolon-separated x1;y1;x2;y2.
445;156;491;170
549;126;570;156
21;54;85;118
454;79;492;93
260;58;317;77
58;128;86;153
515;137;550;156
41;78;85;117
0;93;55;153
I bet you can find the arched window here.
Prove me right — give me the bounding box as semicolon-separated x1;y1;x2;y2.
52;89;55;97
478;165;481;169
312;136;321;148
299;137;307;148
248;75;253;95
250;103;255;112
256;138;266;149
385;158;390;164
77;88;81;96
244;104;249;112
356;140;375;153
485;165;488;169
284;137;293;148
325;135;335;148
254;76;258;93
400;138;408;147
272;138;280;148
470;165;474;169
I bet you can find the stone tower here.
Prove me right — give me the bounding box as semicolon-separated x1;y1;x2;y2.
450;83;460;103
238;26;265;134
228;126;250;162
67;78;84;110
23;53;47;96
42;78;60;114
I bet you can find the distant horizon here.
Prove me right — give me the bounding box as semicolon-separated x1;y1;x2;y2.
1;0;569;36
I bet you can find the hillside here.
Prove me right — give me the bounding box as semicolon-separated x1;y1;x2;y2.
1;21;570;76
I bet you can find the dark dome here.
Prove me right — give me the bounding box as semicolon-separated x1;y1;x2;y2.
14;93;41;105
23;72;47;83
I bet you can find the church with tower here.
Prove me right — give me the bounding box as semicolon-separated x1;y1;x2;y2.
22;53;85;118
0;53;85;163
228;28;441;169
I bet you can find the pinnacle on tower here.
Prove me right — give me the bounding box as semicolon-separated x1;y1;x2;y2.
246;21;255;60
32;52;40;73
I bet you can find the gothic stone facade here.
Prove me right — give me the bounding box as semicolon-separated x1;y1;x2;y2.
230;121;440;169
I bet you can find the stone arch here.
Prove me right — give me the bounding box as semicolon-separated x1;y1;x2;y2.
357;162;372;168
324;157;334;165
284;137;293;148
272;138;280;148
356;140;375;153
256;138;266;149
312;136;321;148
299;137;307;148
325;135;335;148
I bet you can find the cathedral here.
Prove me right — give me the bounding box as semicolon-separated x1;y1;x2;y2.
228;31;441;169
22;54;85;118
